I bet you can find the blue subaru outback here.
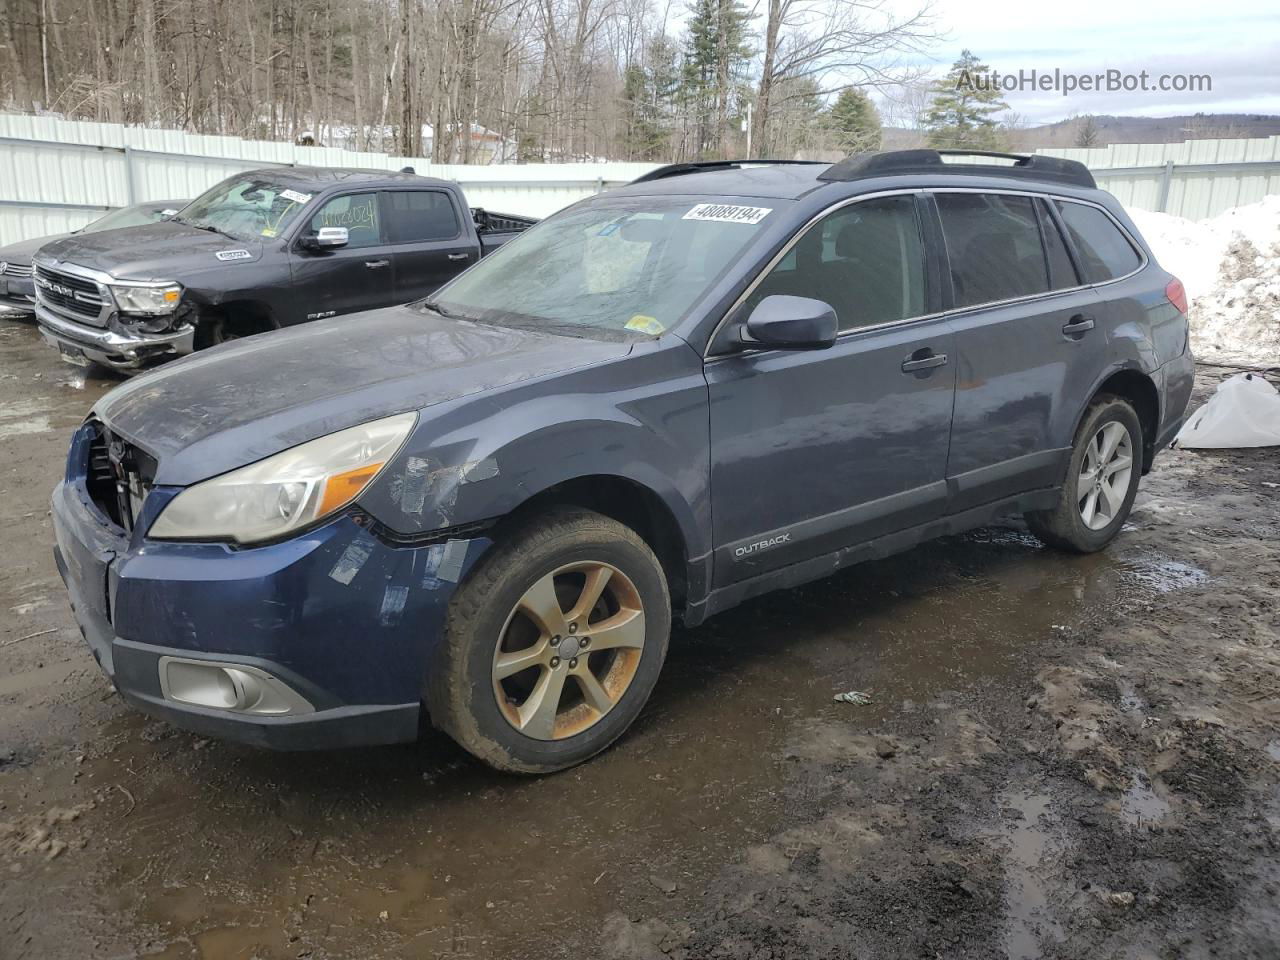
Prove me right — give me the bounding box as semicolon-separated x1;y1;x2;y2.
52;150;1194;772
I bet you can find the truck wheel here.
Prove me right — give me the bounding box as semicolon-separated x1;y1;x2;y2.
1025;395;1143;553
426;508;671;774
195;311;272;349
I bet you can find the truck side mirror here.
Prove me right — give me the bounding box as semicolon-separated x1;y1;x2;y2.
304;226;348;250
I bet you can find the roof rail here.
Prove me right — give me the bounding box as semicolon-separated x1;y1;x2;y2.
819;149;1096;189
630;159;826;184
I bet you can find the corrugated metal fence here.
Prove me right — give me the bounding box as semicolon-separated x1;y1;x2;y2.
1038;137;1280;220
0;114;658;245
3;113;1280;245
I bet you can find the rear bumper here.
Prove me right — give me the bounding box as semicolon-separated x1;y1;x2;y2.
36;302;194;370
51;430;491;750
1154;345;1196;454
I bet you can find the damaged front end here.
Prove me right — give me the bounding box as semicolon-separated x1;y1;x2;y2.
32;257;196;371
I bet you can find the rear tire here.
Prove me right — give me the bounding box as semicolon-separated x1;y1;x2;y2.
1025;395;1142;554
426;507;671;774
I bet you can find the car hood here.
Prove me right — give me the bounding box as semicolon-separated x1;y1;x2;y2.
0;233;63;266
36;221;264;281
95;304;632;486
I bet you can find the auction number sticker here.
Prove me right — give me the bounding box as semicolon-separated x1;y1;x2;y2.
280;189;313;205
683;203;772;225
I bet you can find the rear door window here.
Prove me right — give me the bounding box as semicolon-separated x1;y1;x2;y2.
384;190;461;243
748;194;925;331
1054;200;1142;282
936;193;1051;308
306;192;381;248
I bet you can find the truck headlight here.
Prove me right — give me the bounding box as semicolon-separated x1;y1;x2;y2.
148;412;418;544
108;281;183;316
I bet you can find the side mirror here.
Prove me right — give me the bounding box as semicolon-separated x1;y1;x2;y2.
741;295;838;350
304;226;348;250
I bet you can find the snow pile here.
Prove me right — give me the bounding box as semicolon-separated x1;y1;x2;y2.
1130;196;1280;366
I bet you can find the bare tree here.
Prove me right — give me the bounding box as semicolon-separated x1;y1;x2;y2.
752;0;937;155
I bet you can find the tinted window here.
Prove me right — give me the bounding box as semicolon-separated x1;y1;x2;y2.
748;195;925;331
1037;199;1079;290
307;192;380;248
1055;200;1141;282
385;190;461;243
937;193;1050;307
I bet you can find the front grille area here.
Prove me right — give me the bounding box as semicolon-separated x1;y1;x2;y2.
35;265;106;321
84;420;156;533
1;262;33;278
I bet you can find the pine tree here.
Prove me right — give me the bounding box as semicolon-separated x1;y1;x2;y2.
924;50;1008;150
826;87;882;154
682;0;752;158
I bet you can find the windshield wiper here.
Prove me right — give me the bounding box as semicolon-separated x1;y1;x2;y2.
420;299;470;321
174;216;238;241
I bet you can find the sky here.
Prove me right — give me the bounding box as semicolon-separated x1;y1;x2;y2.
908;0;1280;122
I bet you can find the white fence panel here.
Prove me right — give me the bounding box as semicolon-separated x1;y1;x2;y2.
0;114;660;244
1038;135;1280;219
5;114;1280;244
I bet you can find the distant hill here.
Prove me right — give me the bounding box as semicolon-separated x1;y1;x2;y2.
882;114;1280;151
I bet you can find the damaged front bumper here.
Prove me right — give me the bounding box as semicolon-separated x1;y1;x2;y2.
51;423;492;749
36;302;195;371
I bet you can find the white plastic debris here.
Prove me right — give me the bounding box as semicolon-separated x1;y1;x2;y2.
833;690;873;706
1175;373;1280;449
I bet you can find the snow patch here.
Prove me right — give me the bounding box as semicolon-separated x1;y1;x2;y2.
1129;196;1280;367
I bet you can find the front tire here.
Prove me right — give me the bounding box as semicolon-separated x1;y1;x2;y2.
426;508;671;774
1025;395;1143;553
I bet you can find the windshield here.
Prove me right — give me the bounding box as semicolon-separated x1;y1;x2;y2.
176;177;313;241
427;196;782;337
82;203;176;234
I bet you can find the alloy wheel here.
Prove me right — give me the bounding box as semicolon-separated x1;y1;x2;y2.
1077;420;1133;531
492;561;646;740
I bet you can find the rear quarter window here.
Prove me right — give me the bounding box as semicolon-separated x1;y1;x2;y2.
1055;201;1142;282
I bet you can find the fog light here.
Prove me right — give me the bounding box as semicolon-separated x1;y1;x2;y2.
158;657;314;716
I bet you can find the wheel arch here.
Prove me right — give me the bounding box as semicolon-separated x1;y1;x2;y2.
493;474;696;619
1080;366;1160;473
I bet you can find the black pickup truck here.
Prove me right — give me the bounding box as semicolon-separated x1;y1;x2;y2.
32;167;536;371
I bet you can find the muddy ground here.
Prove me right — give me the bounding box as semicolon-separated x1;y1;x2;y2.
1;316;1277;960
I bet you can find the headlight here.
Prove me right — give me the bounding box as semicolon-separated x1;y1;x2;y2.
108;281;183;316
148;412;418;543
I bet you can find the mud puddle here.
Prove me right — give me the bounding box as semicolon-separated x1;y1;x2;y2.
18;522;1170;959
0;323;1257;960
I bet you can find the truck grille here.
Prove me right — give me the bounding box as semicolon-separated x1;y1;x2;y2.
35;265;107;323
84;420;156;534
0;262;32;278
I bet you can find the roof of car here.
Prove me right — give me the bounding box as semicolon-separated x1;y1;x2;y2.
238;166;449;189
612;150;1099;202
609;163;832;200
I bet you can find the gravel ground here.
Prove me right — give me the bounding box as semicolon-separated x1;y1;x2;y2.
1;316;1277;960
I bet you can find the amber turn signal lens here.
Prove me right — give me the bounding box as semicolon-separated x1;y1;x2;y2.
317;462;384;516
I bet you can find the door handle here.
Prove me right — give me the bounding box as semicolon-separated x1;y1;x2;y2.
364;259;390;269
447;252;470;261
1062;314;1095;337
901;351;948;373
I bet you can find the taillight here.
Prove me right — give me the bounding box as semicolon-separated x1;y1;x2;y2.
1166;276;1188;314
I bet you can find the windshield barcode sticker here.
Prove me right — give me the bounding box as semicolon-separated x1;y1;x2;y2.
683;203;772;225
280;189;313;205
